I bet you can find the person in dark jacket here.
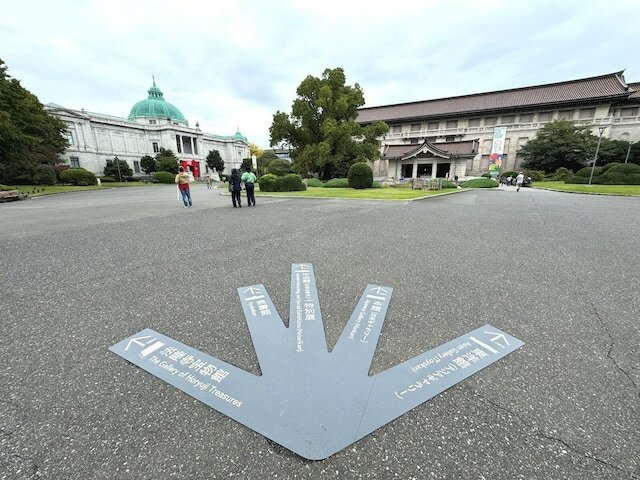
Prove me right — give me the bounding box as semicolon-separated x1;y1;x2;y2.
229;168;242;207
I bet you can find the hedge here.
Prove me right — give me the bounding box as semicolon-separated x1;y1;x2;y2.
258;174;277;191
258;173;305;192
59;168;97;185
152;171;175;184
305;178;324;187
100;176;116;183
348;162;373;189
575;166;601;178
323;178;350;188
461;178;498;188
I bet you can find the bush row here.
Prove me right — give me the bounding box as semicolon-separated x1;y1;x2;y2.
59;168;97;185
258;174;306;192
566;163;640;185
461;178;498;188
152;171;175;184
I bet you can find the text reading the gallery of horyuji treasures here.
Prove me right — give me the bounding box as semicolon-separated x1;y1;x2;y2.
148;344;242;407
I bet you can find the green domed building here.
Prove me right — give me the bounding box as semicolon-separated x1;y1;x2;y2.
128;80;188;125
46;79;250;179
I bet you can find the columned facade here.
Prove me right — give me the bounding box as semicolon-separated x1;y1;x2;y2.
46;81;249;178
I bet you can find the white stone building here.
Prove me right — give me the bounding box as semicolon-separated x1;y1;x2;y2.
357;72;640;179
45;80;249;178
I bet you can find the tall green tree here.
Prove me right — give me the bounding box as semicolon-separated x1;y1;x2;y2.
0;59;68;183
104;157;133;181
155;147;179;174
269;67;389;180
206;149;224;174
519;120;597;173
140;155;156;174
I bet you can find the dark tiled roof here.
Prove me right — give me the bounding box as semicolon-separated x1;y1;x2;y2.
628;82;640;101
382;140;477;159
358;72;634;123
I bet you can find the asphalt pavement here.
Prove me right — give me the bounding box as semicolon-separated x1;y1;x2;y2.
1;183;638;479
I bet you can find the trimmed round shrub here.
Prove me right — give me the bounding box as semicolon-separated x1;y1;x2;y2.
323;178;350;188
275;174;306;192
267;159;292;176
152;171;174;184
59;168;97;185
606;163;640;175
100;176;116;183
461;178;498;188
600;162;622;173
593;173;640;185
77;181;89;186
575;166;601;178
553;167;573;181
348;162;373;189
441;180;457;188
592;163;640;185
305;178;324;187
258;174;277;192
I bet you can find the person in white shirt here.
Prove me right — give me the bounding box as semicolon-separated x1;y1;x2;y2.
515;172;525;192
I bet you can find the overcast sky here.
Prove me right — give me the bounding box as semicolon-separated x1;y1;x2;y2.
1;0;638;148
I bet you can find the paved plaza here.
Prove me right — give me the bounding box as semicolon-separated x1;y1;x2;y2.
1;184;638;479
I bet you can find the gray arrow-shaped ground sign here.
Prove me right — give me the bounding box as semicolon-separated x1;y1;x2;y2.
110;264;524;460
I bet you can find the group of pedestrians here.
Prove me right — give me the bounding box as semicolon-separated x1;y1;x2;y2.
174;165;257;208
228;166;257;208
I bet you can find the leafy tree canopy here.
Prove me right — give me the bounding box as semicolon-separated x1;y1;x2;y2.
0;59;68;183
140;155;156;174
206;149;224;174
520;120;600;173
249;143;264;159
269;67;388;180
155;148;179;174
104;156;133;180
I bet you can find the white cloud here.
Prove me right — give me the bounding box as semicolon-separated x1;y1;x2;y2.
1;0;638;147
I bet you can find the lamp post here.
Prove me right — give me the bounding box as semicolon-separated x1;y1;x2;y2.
588;126;607;186
624;143;631;164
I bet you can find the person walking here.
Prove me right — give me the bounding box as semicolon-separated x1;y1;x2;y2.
515;171;525;192
229;168;242;208
241;165;257;206
175;166;192;207
205;175;212;189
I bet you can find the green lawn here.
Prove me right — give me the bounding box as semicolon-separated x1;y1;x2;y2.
532;181;640;196
255;186;460;200
12;182;160;196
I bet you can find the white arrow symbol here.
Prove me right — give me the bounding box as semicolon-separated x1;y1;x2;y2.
125;335;154;351
242;287;262;295
484;331;509;349
369;286;388;295
293;264;309;270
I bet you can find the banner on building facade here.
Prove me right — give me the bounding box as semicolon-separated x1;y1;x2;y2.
489;127;508;175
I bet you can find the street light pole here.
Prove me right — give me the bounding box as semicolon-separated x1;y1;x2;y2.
624;144;631;164
588;126;607;186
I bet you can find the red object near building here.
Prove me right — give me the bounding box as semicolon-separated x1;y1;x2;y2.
181;160;200;179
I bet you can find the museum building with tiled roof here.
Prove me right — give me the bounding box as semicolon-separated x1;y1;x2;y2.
357;72;640;179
